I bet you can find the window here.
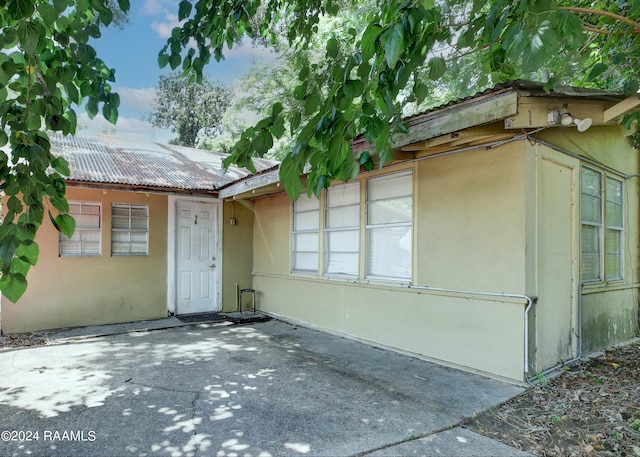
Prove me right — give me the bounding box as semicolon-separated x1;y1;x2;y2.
325;182;360;276
292;194;320;274
59;201;101;256
605;177;623;280
366;171;413;280
581;167;624;282
111;203;149;256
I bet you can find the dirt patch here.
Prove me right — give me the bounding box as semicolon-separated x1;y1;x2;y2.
0;332;49;349
465;339;640;456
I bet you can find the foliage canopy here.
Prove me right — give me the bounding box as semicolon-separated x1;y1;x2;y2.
146;72;231;148
1;0;640;301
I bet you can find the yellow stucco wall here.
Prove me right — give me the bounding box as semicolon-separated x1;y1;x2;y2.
532;126;640;364
221;199;255;311
250;126;640;380
2;187;168;333
251;147;529;381
414;143;527;292
550;128;640;342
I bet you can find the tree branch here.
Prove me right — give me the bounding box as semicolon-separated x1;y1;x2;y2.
556;6;640;32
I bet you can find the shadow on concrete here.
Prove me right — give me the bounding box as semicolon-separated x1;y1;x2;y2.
0;320;530;457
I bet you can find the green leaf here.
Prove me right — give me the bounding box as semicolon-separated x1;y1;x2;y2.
102;100;118;124
293;82;307;100
0;234;20;266
414;80;429;105
587;63;608;82
253;130;273;155
361;24;382;61
17;21;43;56
359;151;375;171
304;93;321;116
49;196;69;213
178;0;192;20
54;213;76;238
270;117;286;139
169;53;181;70
7;197;23;214
326;37;339;59
51;156;70;175
158;52;170;68
0;130;8;147
427;57;446;80
624;79;640;97
8;0;35;19
0;272;28;303
381;23;405;69
86;97;98;118
53;0;68;13
290;111;302;134
38;3;59;26
279;155;304;201
344;79;365;98
16;240;39;266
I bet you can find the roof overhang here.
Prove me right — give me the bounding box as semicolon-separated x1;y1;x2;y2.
217;167;281;199
65;180;219;196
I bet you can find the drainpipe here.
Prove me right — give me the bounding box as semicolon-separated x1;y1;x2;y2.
405;285;536;375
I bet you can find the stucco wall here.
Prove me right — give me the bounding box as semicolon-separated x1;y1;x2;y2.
221;199;255;311
537;126;640;356
251;146;529;381
1;187;168;333
414;144;527;292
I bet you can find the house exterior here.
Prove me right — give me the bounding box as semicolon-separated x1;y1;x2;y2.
0;133;277;334
223;81;640;382
3;81;639;383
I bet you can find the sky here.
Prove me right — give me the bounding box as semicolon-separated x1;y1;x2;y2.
82;0;278;144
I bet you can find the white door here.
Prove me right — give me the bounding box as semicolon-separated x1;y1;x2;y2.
176;200;219;314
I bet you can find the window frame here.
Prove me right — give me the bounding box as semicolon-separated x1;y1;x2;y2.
605;176;624;281
291;193;320;275
111;203;150;256
580;166;624;284
324;182;360;278
365;170;413;282
59;200;102;257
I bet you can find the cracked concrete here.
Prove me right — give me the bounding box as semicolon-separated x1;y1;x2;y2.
0;319;532;457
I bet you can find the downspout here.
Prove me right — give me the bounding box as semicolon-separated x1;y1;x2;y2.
405;285;537;375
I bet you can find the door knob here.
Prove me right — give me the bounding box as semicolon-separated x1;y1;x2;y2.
210;264;216;268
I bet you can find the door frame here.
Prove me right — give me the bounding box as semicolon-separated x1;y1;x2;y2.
167;195;222;315
533;147;580;370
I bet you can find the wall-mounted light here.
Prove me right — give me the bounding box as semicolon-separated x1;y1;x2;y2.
547;108;593;132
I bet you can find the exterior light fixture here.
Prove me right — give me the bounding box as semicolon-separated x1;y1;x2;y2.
547;108;592;132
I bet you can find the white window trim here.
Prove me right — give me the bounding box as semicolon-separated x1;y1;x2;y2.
111;203;149;256
605;176;624;281
581;166;624;283
365;170;413;282
324;182;360;278
291;195;320;275
59;200;102;257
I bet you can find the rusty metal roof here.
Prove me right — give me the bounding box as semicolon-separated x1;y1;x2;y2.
49;132;279;193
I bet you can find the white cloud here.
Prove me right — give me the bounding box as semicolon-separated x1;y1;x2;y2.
150;15;180;39
77;112;174;144
140;0;177;17
223;42;279;62
115;87;156;112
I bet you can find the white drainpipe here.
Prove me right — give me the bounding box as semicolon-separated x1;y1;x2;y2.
404;285;536;375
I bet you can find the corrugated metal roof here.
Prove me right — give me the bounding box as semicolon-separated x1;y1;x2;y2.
49;132;279;192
